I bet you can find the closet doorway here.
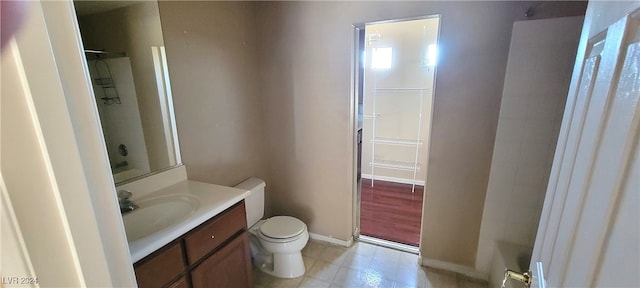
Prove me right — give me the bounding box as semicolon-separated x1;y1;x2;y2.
355;16;440;252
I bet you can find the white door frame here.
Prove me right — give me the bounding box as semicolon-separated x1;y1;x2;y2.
350;15;441;250
1;1;136;286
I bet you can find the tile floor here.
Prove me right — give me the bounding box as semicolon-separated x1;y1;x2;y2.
253;240;488;288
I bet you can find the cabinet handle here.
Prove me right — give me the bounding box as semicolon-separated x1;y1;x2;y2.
211;235;215;239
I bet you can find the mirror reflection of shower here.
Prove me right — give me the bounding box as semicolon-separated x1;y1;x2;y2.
74;0;181;184
86;50;123;105
85;50;151;181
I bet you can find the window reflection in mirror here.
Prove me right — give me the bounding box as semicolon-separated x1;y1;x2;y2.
74;1;181;184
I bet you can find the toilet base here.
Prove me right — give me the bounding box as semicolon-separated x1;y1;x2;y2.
257;251;305;278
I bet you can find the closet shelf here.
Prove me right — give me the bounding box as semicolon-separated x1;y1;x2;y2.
94;77;115;87
370;159;421;171
371;137;423;146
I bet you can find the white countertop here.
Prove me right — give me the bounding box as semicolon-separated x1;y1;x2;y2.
127;180;250;263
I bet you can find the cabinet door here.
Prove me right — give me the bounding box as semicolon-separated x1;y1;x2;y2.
190;232;252;288
135;242;185;288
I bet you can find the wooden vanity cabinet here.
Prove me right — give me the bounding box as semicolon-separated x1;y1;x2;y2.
190;232;252;288
166;277;188;288
134;201;252;288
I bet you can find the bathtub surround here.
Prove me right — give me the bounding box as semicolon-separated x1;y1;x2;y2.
475;16;583;276
151;0;587;273
86;57;151;177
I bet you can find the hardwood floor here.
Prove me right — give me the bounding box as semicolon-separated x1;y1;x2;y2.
360;178;423;246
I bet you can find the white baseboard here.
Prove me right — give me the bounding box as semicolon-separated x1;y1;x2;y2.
359;235;419;254
308;232;487;281
420;256;488;281
362;174;425;186
308;233;487;281
308;233;353;247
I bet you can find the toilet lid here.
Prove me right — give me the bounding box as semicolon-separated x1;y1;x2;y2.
259;216;306;239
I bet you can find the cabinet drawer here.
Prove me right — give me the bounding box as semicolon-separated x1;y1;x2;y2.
135;242;184;288
184;202;247;264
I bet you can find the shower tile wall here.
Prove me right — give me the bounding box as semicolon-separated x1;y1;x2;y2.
475;17;583;274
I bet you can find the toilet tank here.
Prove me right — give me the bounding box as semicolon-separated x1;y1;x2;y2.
235;177;265;227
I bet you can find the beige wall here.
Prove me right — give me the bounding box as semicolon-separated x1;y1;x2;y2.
78;2;171;172
158;2;270;199
256;1;586;267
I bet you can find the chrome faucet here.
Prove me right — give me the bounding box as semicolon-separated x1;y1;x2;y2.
118;189;138;214
502;269;531;288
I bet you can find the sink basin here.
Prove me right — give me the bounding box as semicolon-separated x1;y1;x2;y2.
123;194;199;242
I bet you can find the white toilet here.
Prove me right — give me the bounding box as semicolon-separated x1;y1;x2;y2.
236;177;309;278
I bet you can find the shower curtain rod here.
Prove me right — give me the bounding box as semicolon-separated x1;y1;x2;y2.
84;49;126;57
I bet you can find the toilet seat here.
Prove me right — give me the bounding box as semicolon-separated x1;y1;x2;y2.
259;216;306;240
258;230;307;243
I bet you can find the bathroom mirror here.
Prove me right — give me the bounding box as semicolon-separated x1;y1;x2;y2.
73;1;181;184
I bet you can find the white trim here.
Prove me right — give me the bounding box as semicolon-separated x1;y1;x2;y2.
308;233;354;247
362;175;425;186
151;46;174;165
534;261;546;288
151;46;181;166
36;2;137;285
0;175;38;280
350;25;361;244
160;47;181;165
359;235;419;254
420;256;488;281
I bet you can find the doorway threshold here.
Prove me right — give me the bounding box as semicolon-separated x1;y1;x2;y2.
359;235;419;255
